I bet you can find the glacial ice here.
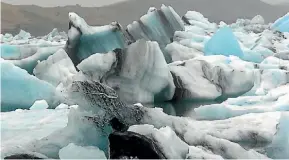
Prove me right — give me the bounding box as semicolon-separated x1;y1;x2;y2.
29;100;49;110
126;5;184;49
78;39;175;103
33;48;77;86
1;60;59;111
272;13;289;33
1;5;289;160
204;27;244;58
59;143;107;159
66;12;126;65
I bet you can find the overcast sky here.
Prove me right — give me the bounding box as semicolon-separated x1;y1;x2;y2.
2;0;289;7
1;0;129;7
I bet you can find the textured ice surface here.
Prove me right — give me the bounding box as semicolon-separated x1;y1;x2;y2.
78;40;175;103
1;108;69;153
266;113;289;159
34;49;77;86
59;143;107;159
1;60;58;111
169;55;254;101
127;5;184;49
66;13;126;65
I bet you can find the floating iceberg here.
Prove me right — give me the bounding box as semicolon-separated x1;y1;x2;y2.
1;60;59;111
204;27;244;58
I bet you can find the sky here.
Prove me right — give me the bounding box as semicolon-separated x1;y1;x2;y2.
1;0;130;7
2;0;289;7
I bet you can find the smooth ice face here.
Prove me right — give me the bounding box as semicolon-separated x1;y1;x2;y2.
204;27;244;58
1;60;58;111
59;143;106;159
272;13;289;32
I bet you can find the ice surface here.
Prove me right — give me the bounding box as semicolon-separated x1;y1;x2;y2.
33;49;77;86
1;45;63;74
204;27;244;58
78;40;175;103
66;13;126;65
59;143;106;159
1;60;59;111
169;55;254;101
30;100;49;110
126;5;184;56
266;112;289;159
1;107;69;153
272;13;289;32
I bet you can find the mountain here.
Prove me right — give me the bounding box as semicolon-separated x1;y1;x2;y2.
1;0;288;36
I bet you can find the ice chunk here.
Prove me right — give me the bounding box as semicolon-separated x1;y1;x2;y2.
66;12;126;65
33;49;77;86
126;5;184;51
1;44;62;74
59;143;106;159
266;113;289;159
1;60;58;111
204;27;244;58
165;42;202;61
183;11;215;30
30;100;49;110
272;13;289;32
251;15;265;25
78;40;175;103
129;125;188;159
13;30;31;40
77;51;116;81
169;55;254;101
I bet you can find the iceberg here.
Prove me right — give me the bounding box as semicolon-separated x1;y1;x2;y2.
65;12;126;66
126;5;184;49
1;60;59;111
169;55;254;101
272;13;289;33
78;40;175;103
204;26;244;58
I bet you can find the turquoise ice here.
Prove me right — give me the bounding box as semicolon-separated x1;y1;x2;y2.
204;26;244;58
272;13;289;32
1;61;57;111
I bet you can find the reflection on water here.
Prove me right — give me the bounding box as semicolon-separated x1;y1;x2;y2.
145;101;217;119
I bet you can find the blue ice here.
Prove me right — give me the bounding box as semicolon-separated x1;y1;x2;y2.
77;30;125;61
1;61;57;111
272;13;289;32
204;26;244;58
